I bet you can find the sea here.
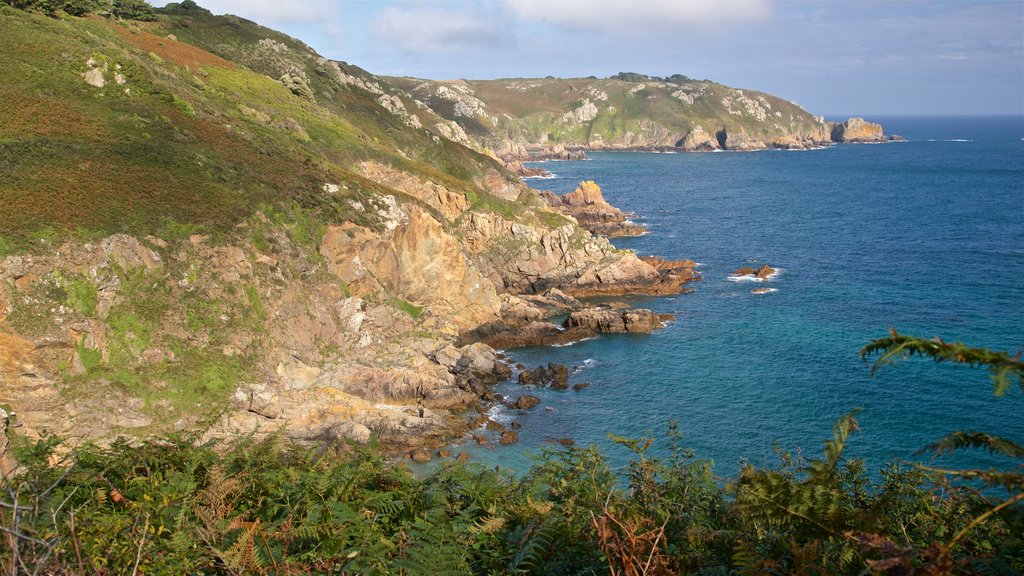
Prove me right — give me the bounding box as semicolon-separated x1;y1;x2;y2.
454;115;1024;480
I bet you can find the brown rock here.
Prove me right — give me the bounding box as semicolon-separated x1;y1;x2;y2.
514;395;541;410
410;448;432;463
485;419;505;431
732;264;775;279
511;421;522;429
548;363;569;389
573;382;591;391
554;438;575;446
541;181;646;237
456;452;470;462
500;430;519;445
830;118;885;143
438;449;452;458
564;307;673;334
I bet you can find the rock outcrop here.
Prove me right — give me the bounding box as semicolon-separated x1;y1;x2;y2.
829;118;885;143
676;126;719;151
459;209;697;296
321;202;501;331
564;307;674;333
731;264;777;280
541;181;646;238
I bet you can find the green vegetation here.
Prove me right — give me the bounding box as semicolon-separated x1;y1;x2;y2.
1;0;155;19
59;272;99;317
393;297;424;320
0;3;510;256
1;334;1021;574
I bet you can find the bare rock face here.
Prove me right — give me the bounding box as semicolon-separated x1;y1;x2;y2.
359;161;470;221
676;126;719;151
830;118;885;143
462;204;699;297
321;202;501;331
715;127;764;151
541;181;646;238
571;255;700;297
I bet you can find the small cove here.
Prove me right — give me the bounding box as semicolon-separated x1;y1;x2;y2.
445;116;1024;478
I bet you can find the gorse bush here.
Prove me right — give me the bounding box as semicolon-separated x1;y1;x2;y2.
1;333;1021;575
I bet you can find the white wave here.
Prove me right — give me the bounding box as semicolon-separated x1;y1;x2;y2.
945;139;973;142
572;359;596;375
551;337;598;348
522;173;557;180
751;288;779;294
485;403;513;425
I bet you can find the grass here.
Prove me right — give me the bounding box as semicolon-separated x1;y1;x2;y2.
393;297;423;319
0;6;509;256
54;272;98;317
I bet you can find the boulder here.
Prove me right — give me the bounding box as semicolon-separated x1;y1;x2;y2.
500;430;519;445
514;395;541;410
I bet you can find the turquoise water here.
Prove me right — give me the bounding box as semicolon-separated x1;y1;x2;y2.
458;116;1024;478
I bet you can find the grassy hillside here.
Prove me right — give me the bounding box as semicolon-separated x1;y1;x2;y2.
0;2;516;255
387;74;832;152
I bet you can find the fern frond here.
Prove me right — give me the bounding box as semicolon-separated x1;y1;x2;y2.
861;330;1024;395
919;431;1024;458
220;519;265;574
508;516;559;573
469;515;506;535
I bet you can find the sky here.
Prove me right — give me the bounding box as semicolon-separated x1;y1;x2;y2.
177;0;1024;116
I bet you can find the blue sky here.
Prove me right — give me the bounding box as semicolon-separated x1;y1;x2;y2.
182;0;1024;116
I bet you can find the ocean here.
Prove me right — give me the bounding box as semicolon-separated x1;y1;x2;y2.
458;115;1024;479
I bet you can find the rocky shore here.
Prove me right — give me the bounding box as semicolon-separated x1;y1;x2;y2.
0;167;696;462
540;181;647;238
497;119;891;169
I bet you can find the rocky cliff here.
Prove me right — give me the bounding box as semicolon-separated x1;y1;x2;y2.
0;3;697;456
384;75;889;158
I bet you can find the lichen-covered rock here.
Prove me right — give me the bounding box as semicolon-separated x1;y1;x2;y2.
280;71;315;102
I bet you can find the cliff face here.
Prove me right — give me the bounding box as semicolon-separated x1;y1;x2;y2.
0;5;696;454
384;76;888;156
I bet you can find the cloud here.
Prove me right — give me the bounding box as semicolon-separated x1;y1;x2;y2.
503;0;771;31
371;6;515;52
